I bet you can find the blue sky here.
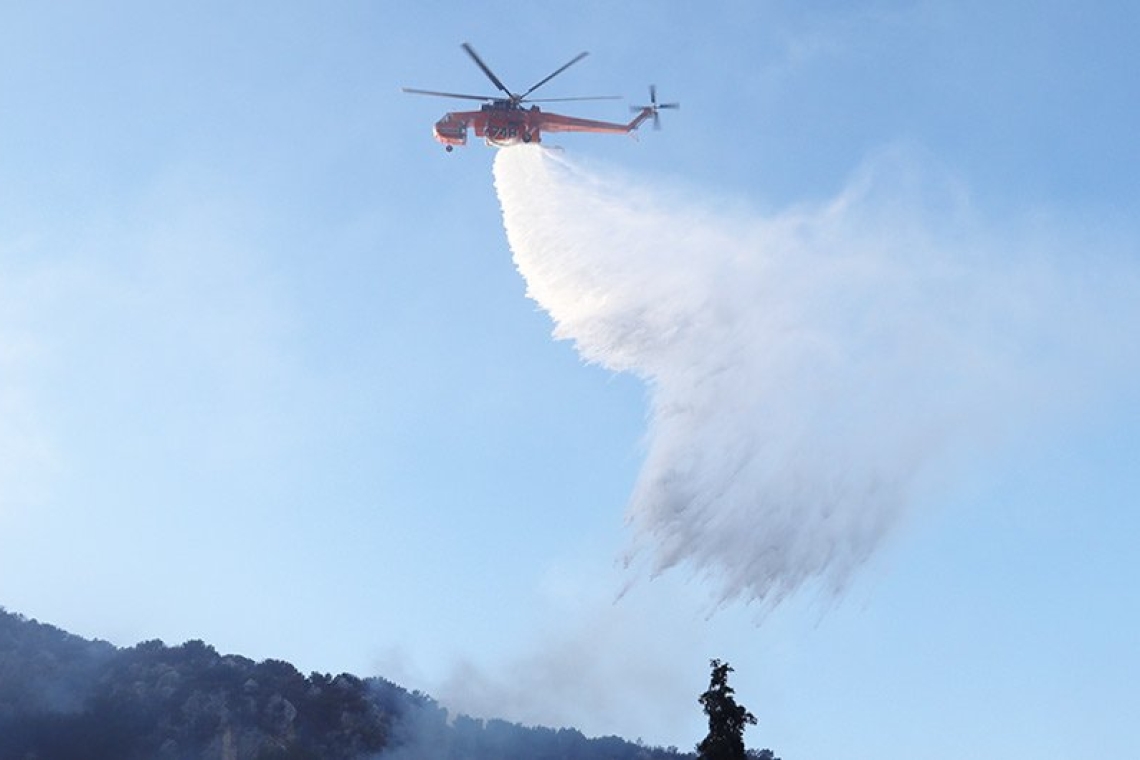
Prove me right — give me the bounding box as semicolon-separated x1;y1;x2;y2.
1;2;1138;758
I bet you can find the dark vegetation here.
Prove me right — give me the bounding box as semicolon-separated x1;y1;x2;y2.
696;659;778;760
0;608;699;760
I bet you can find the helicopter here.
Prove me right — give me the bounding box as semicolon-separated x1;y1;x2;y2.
402;43;678;151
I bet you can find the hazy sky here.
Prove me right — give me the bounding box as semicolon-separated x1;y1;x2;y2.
2;2;1138;759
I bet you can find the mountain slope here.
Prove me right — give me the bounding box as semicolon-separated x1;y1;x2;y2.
0;608;691;760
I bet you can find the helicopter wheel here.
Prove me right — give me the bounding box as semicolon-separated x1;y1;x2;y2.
445;145;453;152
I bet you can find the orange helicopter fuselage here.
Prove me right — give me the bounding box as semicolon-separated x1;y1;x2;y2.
432;101;653;151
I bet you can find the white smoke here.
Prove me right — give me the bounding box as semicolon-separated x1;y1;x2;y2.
0;266;56;517
493;144;1137;608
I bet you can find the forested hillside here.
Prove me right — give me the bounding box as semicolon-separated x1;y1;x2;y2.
0;608;691;760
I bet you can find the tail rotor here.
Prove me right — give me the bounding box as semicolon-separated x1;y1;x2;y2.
632;85;680;130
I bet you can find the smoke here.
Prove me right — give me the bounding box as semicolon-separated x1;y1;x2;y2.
0;264;56;517
432;586;699;738
493;144;1138;608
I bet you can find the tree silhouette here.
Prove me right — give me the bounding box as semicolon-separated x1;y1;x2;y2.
696;659;756;760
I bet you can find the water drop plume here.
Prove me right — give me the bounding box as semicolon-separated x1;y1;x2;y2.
493;144;1136;608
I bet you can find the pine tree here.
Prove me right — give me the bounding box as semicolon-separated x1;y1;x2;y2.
696;659;756;760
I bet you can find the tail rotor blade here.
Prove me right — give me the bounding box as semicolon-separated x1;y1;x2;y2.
631;86;678;131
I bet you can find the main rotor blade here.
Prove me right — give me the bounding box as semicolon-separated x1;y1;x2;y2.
526;95;623;103
402;87;496;102
461;42;512;97
520;51;589;99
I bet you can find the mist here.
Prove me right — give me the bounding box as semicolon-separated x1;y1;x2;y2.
493;144;1138;608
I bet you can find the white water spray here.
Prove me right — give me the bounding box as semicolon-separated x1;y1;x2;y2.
493;144;1136;607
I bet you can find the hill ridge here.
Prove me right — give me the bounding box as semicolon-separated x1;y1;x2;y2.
0;607;691;760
